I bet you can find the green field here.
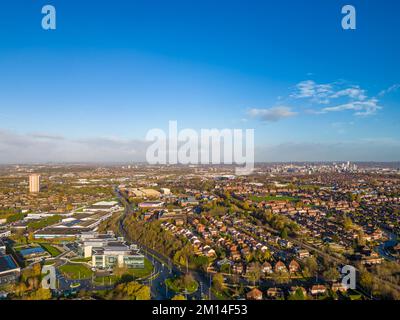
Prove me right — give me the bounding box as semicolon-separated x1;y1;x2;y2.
59;264;93;279
94;275;118;285
95;258;153;284
250;195;299;203
127;258;153;279
165;277;198;294
40;244;61;257
70;257;92;263
27;215;63;231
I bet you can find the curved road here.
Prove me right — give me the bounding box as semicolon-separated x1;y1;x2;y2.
115;189;214;300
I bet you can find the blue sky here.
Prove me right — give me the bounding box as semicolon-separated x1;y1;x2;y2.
0;0;399;162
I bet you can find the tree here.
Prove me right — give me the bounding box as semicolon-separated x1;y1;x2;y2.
193;256;209;273
242;202;250;211
280;228;288;239
14;282;28;297
111;281;151;300
323;267;340;282
212;273;225;292
27;288;52;300
247;262;262;286
356;230;366;246
220;263;231;274
244;253;253;263
262;249;272;262
303;256;318;275
288;288;306;300
359;270;374;291
172;294;186;300
133;285;151;300
272;271;290;284
342;215;353;231
27;276;40;290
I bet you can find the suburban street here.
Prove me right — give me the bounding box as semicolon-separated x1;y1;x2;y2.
116;189;215;300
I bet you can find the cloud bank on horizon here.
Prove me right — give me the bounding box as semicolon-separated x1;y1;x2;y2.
1;127;400;164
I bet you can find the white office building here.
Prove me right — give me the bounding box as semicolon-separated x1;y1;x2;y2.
80;232;144;270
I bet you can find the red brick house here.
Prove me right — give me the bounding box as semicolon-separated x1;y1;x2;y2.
274;261;288;273
288;260;301;273
246;288;263;300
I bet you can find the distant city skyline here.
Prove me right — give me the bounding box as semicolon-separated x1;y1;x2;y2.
0;0;399;163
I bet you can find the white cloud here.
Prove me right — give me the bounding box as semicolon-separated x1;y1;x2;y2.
248;106;298;122
291;80;333;104
246;80;383;125
330;86;367;100
379;84;400;96
290;80;383;117
322;98;382;116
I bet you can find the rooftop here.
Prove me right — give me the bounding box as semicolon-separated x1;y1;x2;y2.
0;255;19;273
19;247;46;257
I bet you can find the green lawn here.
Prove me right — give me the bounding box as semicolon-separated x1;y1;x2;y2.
93;258;154;285
165;277;198;294
59;264;93;280
27;215;63;231
126;258;153;279
94;275;118;285
40;244;61;257
250;195;299;203
32;238;75;245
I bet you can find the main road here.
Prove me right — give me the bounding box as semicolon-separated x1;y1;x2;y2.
115;188;215;300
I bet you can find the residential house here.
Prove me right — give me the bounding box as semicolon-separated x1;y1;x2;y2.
246;288;263;300
274;261;288;273
331;282;348;293
266;287;283;299
288;260;301;273
296;249;310;259
290;286;307;297
232;263;244;275
261;262;273;274
310;285;327;295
